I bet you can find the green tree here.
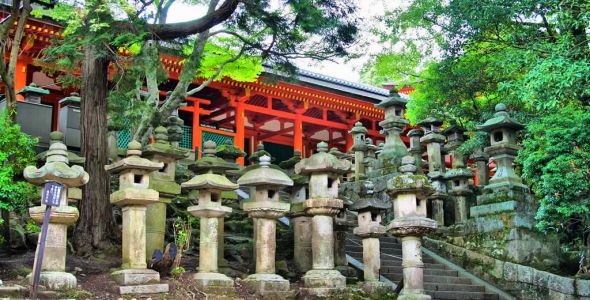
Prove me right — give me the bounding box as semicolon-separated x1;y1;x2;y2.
0;112;38;244
518;107;590;273
36;0;360;254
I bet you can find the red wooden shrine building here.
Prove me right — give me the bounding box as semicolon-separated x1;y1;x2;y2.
1;14;409;165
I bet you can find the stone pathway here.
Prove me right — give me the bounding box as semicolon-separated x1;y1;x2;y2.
346;234;500;300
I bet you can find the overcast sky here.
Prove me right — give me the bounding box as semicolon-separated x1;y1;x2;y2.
167;1;397;85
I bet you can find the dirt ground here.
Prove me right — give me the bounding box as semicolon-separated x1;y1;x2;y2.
0;249;277;299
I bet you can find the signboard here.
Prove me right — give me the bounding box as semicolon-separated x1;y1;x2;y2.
41;181;64;207
31;181;64;299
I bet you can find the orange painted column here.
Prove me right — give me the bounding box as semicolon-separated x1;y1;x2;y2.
192;103;202;158
235;97;245;166
15;61;28;100
293;112;303;154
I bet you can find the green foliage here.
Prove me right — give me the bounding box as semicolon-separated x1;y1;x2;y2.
170;266;185;278
518;107;590;238
0;112;38;223
25;219;41;234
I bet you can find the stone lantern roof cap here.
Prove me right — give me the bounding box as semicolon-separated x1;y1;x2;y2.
16;83;50;96
444;168;475;180
417;117;443;128
105;140;164;173
216;139;246;160
238;155;294;187
443;120;466;135
375;88;408;109
58;92;81;106
407;128;424;137
143;127;189;159
349;198;391;212
328;147;346;159
24;131;89;187
181;172;238;191
348;121;368;135
295;142;352;175
190;140;237;173
477;103;524;132
278;150;302;170
35;131;85;165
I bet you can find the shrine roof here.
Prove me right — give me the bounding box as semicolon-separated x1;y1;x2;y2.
263;66;390;103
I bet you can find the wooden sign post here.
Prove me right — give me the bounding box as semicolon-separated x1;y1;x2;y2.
30;181;64;299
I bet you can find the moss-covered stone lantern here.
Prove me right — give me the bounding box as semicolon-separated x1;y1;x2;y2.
349;181;392;292
349;121;368;180
374;88;409;174
407;128;425;174
295;141;352;296
476;103;526;190
417;117;448;226
387;156;436;300
443;121;474;225
238;155;293;295
24;131;89;290
142;126;188;261
105;140;168;292
181;140;238;292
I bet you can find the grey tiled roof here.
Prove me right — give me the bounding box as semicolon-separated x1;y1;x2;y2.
263;66;390;103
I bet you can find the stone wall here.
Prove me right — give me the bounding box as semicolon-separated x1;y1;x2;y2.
424;237;590;300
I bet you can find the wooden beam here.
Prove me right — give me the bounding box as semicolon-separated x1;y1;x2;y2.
201;106;232;121
258;126;294;140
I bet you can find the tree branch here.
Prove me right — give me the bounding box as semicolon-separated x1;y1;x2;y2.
147;0;239;40
186;46;246;96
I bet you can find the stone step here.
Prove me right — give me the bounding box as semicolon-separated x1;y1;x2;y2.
346;245;403;255
425;282;486;292
426;290;499;300
383;274;472;285
381;266;458;277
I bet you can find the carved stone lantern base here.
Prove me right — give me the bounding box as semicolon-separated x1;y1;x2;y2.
193;272;235;291
242;273;291;295
301;269;347;296
27;271;77;290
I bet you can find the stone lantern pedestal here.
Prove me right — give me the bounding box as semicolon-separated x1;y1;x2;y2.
238;155;293;295
295;142;352;296
349;181;392;293
387;156;437;300
334;208;358;283
143;126;188;261
287;173;312;274
24;131;89;290
418;117;448;226
105;141;168;294
182;141;238;293
462;104;559;265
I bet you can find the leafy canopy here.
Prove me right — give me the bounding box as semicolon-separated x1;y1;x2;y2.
0;112;38;224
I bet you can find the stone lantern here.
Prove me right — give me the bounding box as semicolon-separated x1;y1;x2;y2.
417;117;448;226
374;88;409;174
238;155;293;295
465;103;559;264
216;139;246;165
280;151;313;274
249;142;271;164
387;156;437;300
181;140;238;292
443;121;474;225
471;150;489;187
407;128;425;174
24;131;89;290
349;121;368;180
294;141;352;296
105;140;168;293
142;126;188;261
476;103;526;190
365;138;379;176
349;181;391;292
166;115;184;148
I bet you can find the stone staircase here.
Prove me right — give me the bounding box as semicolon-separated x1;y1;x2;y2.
346;234;500;300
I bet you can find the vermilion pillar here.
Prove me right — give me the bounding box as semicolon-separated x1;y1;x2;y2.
15;61;28;100
294;113;303;154
192;102;202;158
235;97;245;166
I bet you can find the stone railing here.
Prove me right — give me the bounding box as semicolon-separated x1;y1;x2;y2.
424;237;590;299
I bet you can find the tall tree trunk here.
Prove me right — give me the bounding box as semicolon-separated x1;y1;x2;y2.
74;45;118;256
